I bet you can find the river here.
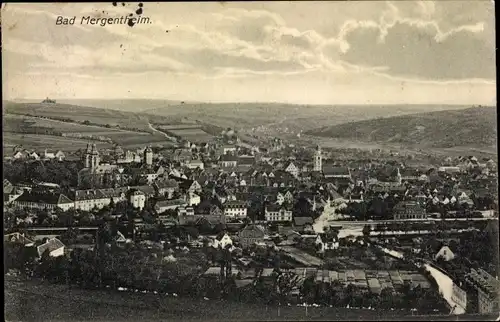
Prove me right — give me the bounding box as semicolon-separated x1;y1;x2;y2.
379;248;465;315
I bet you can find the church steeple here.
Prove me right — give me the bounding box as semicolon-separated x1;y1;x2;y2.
396;167;402;185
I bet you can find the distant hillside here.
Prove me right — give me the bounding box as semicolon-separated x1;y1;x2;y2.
3;101;174;132
4;100;481;139
306;107;497;148
144;102;474;132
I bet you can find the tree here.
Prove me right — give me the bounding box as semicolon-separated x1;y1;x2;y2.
362;225;371;237
184;226;199;239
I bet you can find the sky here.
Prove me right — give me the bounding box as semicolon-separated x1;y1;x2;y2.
2;1;496;105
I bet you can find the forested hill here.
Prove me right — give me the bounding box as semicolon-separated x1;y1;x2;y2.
306;107;496;148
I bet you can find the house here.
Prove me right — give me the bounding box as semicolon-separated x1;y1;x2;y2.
438;166;461;174
157;213;179;227
323;166;351;179
178;205;195;216
213;232;233;249
187;192;201;206
265;205;293;222
129;190;146;210
293;216;313;232
13;191;74;211
12;150;28;160
223;201;247;219
434;245;455;262
465;268;500;314
285;162;299;178
186;159;204;170
55;150;66;161
238;156;255;168
129;185;156;200
155;198;187;213
221;145;237;155
178;179;202;194
29;151;41;160
73;188;128;211
4;232;35;246
239;224;266;248
219;154;238;168
37;238;65;258
315;233;340;254
154;179;179;198
393;201;426;220
44;149;56;160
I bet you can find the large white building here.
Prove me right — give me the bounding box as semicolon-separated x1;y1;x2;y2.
223;201;247;219
130;190;146;210
265;205;293;222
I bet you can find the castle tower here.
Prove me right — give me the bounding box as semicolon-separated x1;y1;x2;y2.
313;145;322;172
396;167;402;185
144;146;153;167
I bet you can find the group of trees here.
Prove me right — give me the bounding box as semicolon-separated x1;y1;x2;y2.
6;233;450;315
4;159;80;188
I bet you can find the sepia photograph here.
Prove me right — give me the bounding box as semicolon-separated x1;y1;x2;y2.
2;1;498;321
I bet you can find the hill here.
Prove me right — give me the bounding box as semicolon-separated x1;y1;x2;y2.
144;102;474;133
305;107;497;149
3;101;179;132
4;100;480;140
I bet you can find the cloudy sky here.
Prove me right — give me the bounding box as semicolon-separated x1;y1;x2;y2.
2;1;496;105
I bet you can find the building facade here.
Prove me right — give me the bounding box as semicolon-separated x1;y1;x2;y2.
393;201;427;220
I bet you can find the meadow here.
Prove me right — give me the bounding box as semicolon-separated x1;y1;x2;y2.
3;113;176;151
6;278;422;321
3;133;114;152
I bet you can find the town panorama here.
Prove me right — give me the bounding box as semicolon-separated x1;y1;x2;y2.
3;1;499;321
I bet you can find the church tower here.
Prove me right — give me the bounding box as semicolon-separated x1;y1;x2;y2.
144;146;153;167
313;145;322;172
90;144;100;170
84;143;92;168
396;167;402;185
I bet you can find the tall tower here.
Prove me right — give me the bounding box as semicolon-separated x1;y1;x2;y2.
313;145;322;172
90;144;100;170
84;143;92;168
396;167;402;185
144;146;153;167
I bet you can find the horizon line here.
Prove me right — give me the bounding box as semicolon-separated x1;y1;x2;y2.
4;98;495;107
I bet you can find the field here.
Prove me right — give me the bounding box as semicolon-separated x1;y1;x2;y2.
157;124;214;143
3;114;177;151
3;101;161;132
3;132;114;152
5;277;434;321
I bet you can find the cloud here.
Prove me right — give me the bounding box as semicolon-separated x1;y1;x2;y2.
2;2;496;104
339;20;494;80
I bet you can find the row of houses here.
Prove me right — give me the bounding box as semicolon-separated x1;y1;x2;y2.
7;149;66;161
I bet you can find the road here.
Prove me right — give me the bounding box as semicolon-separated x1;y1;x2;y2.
148;122;178;141
328;217;497;226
